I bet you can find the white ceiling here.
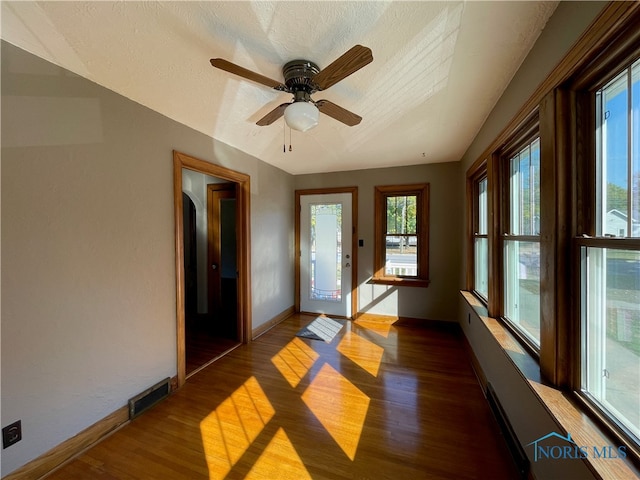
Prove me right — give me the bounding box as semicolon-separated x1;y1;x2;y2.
1;1;558;175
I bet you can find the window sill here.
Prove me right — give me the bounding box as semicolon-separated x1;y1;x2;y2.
460;290;640;480
369;277;430;287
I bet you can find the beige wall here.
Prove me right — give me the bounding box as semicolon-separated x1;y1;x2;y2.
1;41;294;475
295;161;462;321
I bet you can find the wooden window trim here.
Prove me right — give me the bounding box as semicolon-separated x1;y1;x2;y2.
372;184;429;287
538;88;573;387
574;237;640;250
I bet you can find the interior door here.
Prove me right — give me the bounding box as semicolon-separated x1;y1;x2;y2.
207;183;237;338
300;193;352;317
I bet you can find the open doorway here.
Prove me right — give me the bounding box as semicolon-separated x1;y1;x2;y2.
181;177;238;377
173;151;251;387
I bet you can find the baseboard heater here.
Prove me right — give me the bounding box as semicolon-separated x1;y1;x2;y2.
486;382;529;478
128;377;171;419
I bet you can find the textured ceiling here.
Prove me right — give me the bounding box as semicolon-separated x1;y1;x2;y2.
1;1;558;174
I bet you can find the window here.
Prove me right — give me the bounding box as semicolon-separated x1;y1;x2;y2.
373;184;429;286
469;171;489;301
503;136;541;347
579;59;640;446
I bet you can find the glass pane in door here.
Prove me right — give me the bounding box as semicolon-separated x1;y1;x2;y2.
310;203;342;301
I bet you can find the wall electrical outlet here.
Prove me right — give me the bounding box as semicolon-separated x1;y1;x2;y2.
2;420;22;449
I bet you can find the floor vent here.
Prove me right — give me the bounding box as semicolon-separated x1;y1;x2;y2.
128;377;171;419
486;383;529;478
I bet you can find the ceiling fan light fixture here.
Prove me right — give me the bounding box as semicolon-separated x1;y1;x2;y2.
284;101;319;132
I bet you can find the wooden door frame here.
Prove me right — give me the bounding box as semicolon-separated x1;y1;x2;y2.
295;187;358;319
173;151;251;388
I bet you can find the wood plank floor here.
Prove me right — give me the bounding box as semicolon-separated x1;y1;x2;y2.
45;314;518;479
186;333;240;377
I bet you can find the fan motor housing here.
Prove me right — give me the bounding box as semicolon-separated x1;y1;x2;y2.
283;60;320;94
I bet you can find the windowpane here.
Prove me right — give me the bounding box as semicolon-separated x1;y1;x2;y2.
478;177;488;235
633;60;640;236
309;203;342;301
582;247;640;441
596;62;640;237
385;235;418;276
474;237;488;300
386;195;417;234
504;240;540;344
509;139;540;235
474;176;488;300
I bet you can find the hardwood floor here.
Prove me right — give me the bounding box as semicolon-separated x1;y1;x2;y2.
45;314;518;479
186;332;240;377
185;312;240;376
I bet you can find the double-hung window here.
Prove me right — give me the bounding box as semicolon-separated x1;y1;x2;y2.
503;136;541;348
470;171;489;301
579;58;640;446
373;184;429;286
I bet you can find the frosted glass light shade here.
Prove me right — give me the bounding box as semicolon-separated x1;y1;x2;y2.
284;102;319;132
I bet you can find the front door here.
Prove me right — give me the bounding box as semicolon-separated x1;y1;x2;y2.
299;192;353;317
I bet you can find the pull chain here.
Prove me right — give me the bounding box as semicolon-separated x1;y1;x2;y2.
282;121;293;153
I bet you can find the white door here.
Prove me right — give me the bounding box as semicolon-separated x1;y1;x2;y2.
300;193;352;317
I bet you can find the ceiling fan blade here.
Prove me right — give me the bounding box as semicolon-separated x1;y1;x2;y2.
256;103;291;126
312;45;373;90
315;100;362;126
210;58;286;90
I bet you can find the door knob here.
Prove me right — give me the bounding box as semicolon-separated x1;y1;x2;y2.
211;264;218;270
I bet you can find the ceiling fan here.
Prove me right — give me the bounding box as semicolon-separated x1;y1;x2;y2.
210;45;373;132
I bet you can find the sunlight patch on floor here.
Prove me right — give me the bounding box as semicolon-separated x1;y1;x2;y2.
301;363;370;460
271;337;320;388
245;427;312;480
200;376;275;477
354;318;395;338
337;331;385;377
